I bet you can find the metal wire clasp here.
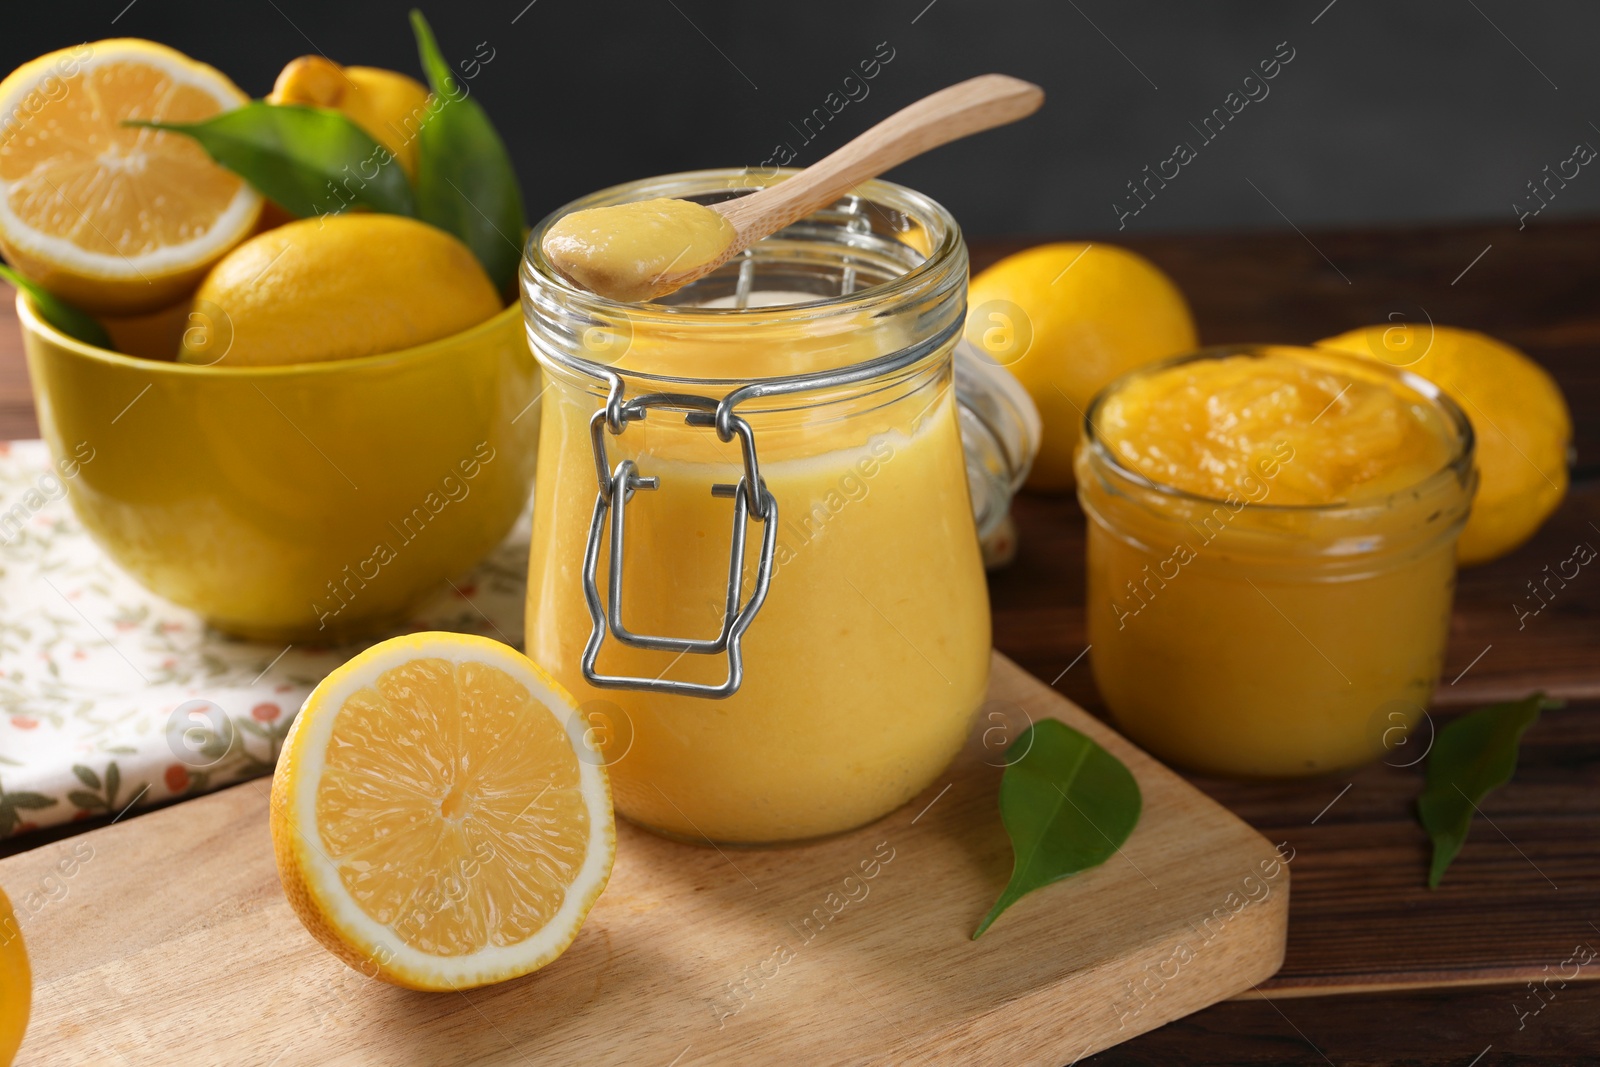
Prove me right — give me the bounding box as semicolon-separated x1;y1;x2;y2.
580;383;778;699
564;316;959;699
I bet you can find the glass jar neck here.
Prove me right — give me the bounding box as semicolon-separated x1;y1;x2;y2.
1076;345;1478;573
521;169;968;396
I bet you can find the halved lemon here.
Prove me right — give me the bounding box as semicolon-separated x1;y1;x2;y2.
0;39;263;314
270;633;614;991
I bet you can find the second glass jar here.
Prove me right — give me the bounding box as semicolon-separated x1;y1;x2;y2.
1076;345;1477;778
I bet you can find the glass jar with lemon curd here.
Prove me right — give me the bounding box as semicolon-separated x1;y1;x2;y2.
522;171;1034;844
1076;345;1476;778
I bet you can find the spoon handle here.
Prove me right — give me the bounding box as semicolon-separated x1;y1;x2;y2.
716;74;1044;246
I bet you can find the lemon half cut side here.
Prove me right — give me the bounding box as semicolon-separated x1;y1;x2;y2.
0;39;262;314
270;632;615;991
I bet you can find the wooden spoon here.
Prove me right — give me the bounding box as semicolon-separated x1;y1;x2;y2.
542;74;1044;302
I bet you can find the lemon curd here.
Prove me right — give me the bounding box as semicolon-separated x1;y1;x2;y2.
541;197;736;303
523;174;995;844
1077;346;1475;777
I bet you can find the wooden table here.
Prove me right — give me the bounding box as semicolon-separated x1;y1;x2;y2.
3;221;1597;1065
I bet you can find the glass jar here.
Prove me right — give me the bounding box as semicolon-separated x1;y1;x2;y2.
1076;345;1476;778
521;171;1031;844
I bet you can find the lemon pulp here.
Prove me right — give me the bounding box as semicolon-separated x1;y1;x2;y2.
0;40;261;313
273;632;613;990
315;657;589;956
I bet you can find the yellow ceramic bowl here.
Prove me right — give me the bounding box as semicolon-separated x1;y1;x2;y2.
18;295;540;641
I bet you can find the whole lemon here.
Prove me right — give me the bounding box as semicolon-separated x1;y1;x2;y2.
1;886;29;1064
966;243;1197;491
181;215;502;367
269;57;430;178
1317;325;1571;565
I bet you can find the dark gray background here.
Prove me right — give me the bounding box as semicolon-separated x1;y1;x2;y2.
9;0;1599;238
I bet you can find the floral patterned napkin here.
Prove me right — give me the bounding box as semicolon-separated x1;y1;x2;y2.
0;440;528;839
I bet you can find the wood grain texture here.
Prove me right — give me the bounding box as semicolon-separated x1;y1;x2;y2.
1208;693;1600;996
1089;982;1600;1066
0;654;1286;1067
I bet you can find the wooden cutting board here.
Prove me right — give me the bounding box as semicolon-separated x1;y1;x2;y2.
2;653;1287;1066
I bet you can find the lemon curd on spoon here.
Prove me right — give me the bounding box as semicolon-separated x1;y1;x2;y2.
540;77;1043;305
541;197;736;302
1077;346;1476;777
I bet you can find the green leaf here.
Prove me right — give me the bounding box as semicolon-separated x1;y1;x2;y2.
973;719;1142;938
1418;693;1559;888
127;102;416;220
72;764;101;791
105;762;121;808
0;264;112;348
67;790;108;811
4;791;58;810
410;9;526;293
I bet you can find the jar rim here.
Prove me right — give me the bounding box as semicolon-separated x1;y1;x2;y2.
521;168;964;332
1080;343;1477;515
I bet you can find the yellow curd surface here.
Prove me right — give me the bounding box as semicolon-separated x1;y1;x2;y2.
540;197;736;302
1078;347;1473;777
1098;353;1454;505
527;377;989;842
